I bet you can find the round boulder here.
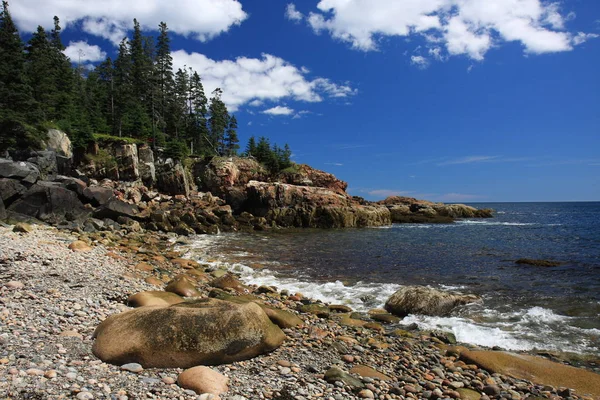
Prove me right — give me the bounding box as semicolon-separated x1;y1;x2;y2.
127;291;185;307
92;298;286;368
178;366;228;395
384;286;480;317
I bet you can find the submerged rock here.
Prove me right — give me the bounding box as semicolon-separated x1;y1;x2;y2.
515;258;563;267
385;285;481;317
92;298;286;368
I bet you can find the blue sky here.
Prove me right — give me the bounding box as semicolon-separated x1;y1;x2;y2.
11;0;600;202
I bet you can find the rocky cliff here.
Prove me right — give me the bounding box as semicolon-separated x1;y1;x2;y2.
0;129;493;232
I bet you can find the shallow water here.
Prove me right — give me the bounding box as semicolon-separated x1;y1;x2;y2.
179;202;600;356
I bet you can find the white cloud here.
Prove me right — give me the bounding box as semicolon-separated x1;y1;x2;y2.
303;0;590;62
172;50;356;111
262;106;295;116
437;156;499;166
11;0;247;45
411;55;429;69
572;32;599;46
63;41;107;63
286;4;304;23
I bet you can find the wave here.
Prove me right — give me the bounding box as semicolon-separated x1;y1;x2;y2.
457;220;536;226
180;235;598;356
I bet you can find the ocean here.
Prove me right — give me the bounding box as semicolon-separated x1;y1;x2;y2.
179;202;600;356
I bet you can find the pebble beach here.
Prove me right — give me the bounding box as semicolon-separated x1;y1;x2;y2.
1;224;599;400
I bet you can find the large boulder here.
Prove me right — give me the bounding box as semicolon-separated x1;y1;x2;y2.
156;162;190;197
245;181;390;228
7;182;88;223
92;298;286;368
0;159;40;184
82;186;114;207
460;350;600;399
0;196;6;220
0;178;27;206
113;144;139;181
278;164;348;195
385;286;481;317
45;129;72;159
27;151;58;180
137;145;156;187
93;198;140;221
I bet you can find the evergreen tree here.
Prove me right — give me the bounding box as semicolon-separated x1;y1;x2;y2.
96;57;115;131
224;115;239;156
189;71;209;155
155;21;173;131
208;88;228;155
245;136;257;157
25;26;54;119
48;16;74;121
0;0;39;122
113;38;133;136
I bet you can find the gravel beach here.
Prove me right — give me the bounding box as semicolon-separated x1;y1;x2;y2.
1;224;598;400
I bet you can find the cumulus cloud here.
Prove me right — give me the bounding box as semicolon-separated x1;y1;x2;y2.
11;0;247;45
262;106;295;116
63;41;107;63
299;0;591;62
285;4;304;23
172;50;356;111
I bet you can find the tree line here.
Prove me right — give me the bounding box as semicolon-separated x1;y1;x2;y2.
0;0;254;161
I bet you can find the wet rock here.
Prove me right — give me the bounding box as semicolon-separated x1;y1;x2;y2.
299;303;330;318
92;298;286;368
515;259;563;267
385;285;481;317
209;274;249;294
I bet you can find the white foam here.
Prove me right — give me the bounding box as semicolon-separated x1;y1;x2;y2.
456;220;536;226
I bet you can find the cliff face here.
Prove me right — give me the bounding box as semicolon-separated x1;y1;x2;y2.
0;130;493;232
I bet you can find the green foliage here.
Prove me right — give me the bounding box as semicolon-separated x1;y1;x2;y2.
245;136;293;174
85;148;117;170
164;139;189;161
0;119;46;152
93;133;143;145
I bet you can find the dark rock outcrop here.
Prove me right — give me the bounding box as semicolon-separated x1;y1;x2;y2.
385;286;481;317
379;196;493;223
93;198;140;221
82;186;114;207
0;178;27;206
0;159;40;184
7;181;88;223
92;298;286;368
138;145;156;187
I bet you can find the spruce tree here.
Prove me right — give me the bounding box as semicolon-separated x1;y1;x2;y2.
48;16;74;122
0;0;39;122
189;71;209;155
113;38;133;136
224;115;239;156
155;22;173;131
245;136;257;157
208;88;228;155
25;26;54;120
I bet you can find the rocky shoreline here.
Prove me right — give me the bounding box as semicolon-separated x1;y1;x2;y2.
2;223;599;400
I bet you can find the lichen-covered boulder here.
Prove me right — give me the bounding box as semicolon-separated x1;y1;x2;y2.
92;298;286;368
385;286;481;317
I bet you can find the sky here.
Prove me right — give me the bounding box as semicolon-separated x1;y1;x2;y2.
10;0;600;202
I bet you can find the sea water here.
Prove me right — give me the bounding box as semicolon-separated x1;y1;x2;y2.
179;202;600;356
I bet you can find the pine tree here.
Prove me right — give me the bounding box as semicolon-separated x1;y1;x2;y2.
224;115;239;156
96;57;115;131
0;0;39;122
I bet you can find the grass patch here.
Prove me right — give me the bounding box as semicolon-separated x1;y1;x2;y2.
93;133;144;145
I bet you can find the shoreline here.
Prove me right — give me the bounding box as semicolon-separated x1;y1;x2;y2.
1;224;599;400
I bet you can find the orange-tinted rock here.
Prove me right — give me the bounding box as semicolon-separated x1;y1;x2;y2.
165;275;201;297
127;291;185;307
68;241;92;252
350;365;392;381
